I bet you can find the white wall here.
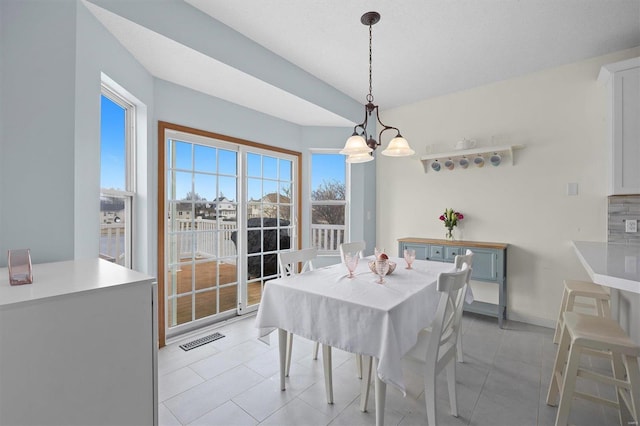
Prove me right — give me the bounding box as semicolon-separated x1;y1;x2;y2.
376;47;640;327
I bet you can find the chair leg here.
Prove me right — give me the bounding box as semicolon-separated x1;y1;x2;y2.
285;332;293;377
553;289;569;344
456;328;464;363
425;363;437;426
322;344;333;404
445;358;458;417
624;354;640;424
356;354;363;378
547;324;571;406
313;341;320;360
555;345;582;426
612;352;631;426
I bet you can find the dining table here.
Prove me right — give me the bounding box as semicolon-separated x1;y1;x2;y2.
255;255;472;426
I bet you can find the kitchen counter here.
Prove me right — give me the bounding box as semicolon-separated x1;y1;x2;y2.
572;241;640;293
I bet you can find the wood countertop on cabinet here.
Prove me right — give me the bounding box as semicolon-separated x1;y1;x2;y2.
398;237;508;250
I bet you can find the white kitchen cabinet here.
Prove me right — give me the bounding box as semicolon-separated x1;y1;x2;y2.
598;57;640;195
0;258;158;426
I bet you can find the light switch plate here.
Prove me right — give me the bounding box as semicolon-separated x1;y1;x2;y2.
625;219;638;233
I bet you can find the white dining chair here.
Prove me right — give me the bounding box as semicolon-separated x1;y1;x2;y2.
405;264;471;426
339;241;366;261
277;248;319;377
453;249;474;362
339;241;367;377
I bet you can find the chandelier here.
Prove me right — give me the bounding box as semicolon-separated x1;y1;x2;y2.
340;11;414;163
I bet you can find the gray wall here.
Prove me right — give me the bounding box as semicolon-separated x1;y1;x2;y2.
1;0;77;265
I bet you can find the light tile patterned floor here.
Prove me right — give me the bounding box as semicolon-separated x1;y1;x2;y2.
158;313;621;425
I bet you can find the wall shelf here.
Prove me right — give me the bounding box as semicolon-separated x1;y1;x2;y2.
420;144;525;173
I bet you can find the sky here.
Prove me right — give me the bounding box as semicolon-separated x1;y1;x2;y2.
100;94;126;191
101;94;346;203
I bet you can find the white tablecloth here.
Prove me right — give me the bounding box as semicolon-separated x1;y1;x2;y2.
255;256;472;393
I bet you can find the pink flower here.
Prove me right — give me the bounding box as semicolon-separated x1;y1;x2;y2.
456;213;464;220
439;215;445;221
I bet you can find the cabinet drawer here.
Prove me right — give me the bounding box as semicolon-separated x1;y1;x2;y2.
402;244;428;260
444;246;464;262
427;245;444;261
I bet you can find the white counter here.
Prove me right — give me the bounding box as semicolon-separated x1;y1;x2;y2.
572;241;640;293
0;258;158;425
0;257;154;306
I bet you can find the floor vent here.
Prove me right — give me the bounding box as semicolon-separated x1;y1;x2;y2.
179;332;225;351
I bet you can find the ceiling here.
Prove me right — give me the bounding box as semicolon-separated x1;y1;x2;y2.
87;0;640;126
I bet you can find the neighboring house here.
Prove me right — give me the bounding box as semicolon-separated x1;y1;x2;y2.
248;193;291;220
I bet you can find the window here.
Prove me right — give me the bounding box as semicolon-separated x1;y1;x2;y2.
310;152;348;254
100;85;135;268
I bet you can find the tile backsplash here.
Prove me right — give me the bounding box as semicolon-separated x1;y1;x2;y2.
608;195;640;244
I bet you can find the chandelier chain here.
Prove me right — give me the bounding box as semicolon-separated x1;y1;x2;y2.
368;22;373;103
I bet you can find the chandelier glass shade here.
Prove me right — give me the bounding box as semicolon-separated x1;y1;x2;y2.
341;12;414;163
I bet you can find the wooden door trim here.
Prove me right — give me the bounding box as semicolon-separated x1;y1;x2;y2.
157;121;302;347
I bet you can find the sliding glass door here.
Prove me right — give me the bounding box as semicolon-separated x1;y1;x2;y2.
166;136;240;332
160;124;300;341
243;151;295;312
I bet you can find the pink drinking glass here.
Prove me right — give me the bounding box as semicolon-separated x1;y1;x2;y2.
344;252;359;278
375;259;389;284
404;248;416;269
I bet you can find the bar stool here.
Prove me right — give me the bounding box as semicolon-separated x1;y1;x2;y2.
547;312;640;426
553;279;611;344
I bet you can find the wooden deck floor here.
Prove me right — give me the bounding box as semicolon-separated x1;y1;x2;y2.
167;261;262;326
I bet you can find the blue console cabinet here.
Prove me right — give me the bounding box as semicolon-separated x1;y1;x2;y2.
398;237;508;327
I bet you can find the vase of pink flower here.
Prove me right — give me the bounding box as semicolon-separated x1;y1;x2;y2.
440;208;464;240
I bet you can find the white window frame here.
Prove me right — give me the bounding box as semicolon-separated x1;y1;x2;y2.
100;83;136;269
309;149;350;255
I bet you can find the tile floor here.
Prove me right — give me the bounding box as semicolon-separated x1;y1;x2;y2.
158;313;622;425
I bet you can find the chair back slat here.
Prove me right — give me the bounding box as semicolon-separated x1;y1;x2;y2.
429;265;471;361
339;241;366;263
278;248;317;277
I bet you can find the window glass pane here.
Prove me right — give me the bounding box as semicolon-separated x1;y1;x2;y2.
100;95;126;191
194;145;216;173
99;195;128;261
193;173;217;201
279;182;291;204
247;152;261;177
311;154;345;201
218;176;237;202
263;156;278;179
247;178;262;201
262;180;278;199
219;149;238;176
170;171;193;201
169;140;193;171
312;205;345;225
280;159;292;182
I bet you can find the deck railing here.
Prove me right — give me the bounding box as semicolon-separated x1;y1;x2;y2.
99;223;125;265
173;218;237;260
311;224;345;253
102;220;345;264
